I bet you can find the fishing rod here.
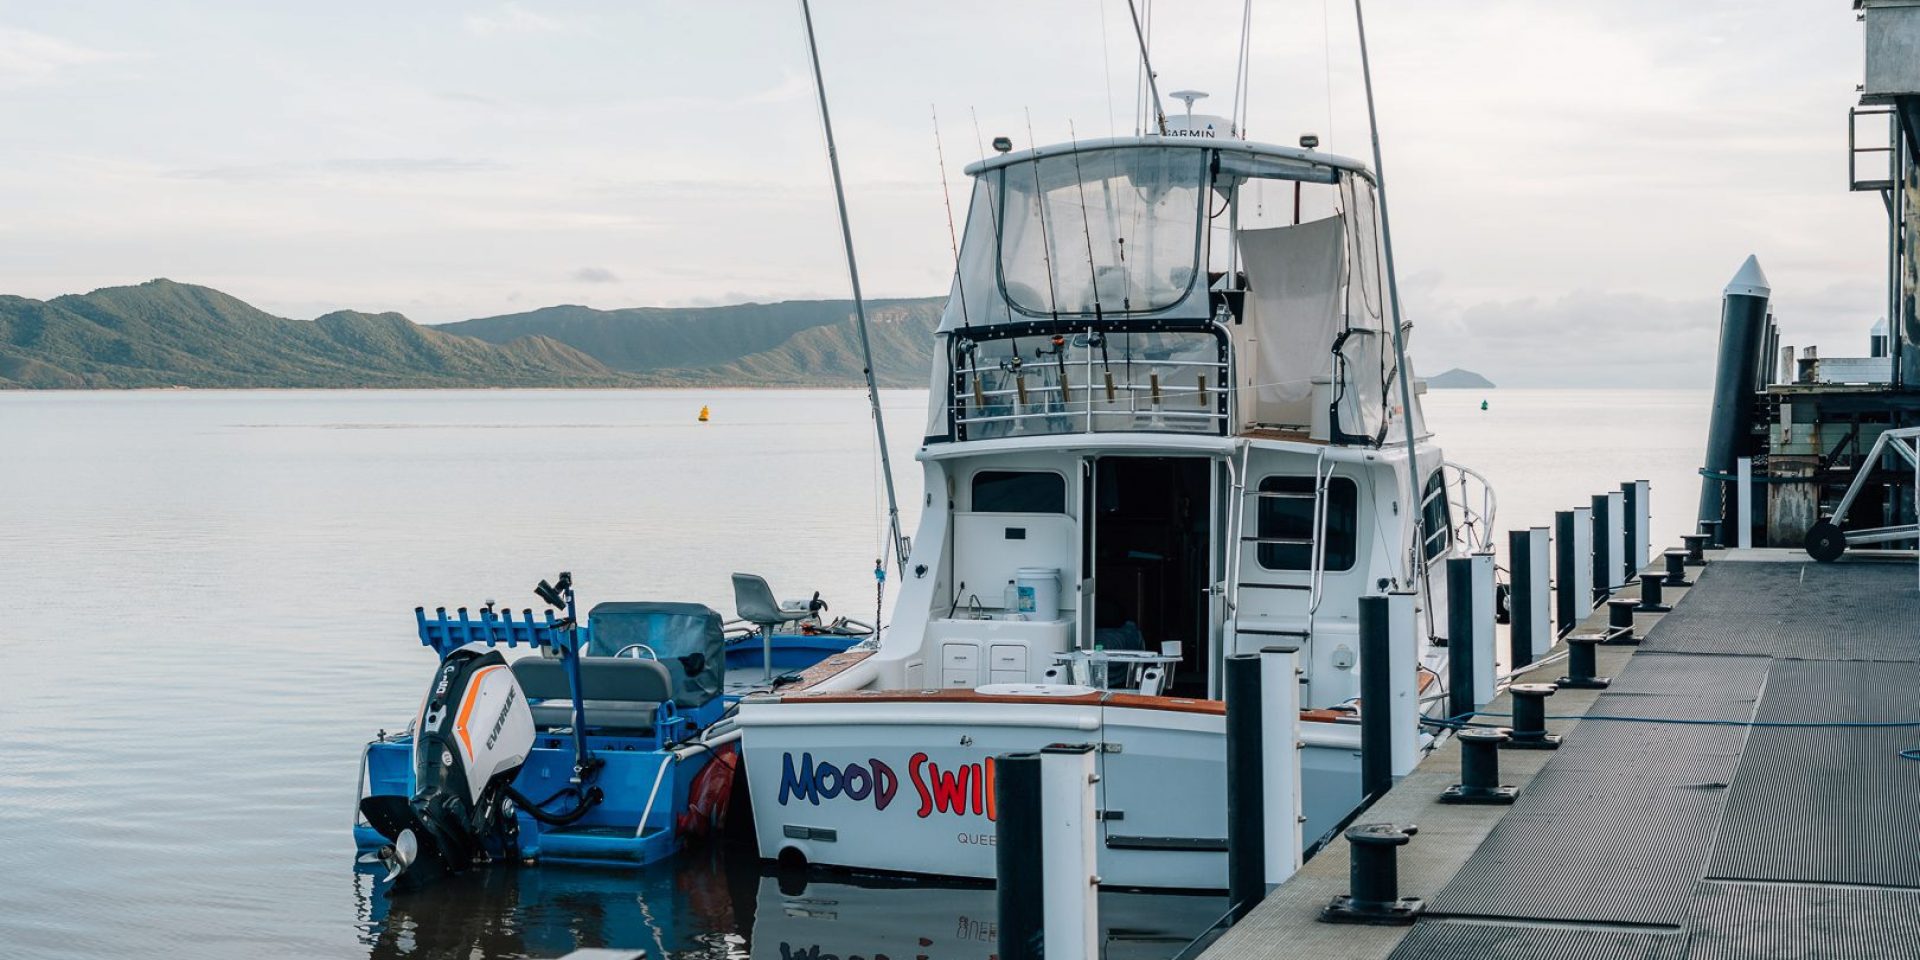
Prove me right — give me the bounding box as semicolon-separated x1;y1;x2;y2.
797;0;908;576
1353;0;1427;587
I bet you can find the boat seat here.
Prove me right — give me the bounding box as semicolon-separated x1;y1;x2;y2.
510;657;672;734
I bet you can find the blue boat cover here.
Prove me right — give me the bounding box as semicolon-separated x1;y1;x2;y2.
586;601;725;708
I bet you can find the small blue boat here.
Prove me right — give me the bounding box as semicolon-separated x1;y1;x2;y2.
353;572;864;886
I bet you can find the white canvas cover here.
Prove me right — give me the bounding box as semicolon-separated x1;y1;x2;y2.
1232;216;1346;430
1334;176;1392;442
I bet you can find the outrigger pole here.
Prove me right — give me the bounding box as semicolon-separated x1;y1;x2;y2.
798;0;909;576
1353;0;1427;586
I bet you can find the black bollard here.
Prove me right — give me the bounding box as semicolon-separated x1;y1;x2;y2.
995;753;1044;960
1446;557;1477;722
1606;598;1641;645
1682;533;1711;566
1664;548;1693;586
1358;598;1393;803
1559;633;1612;689
1508;530;1535;670
1319;824;1424;924
1224;654;1265;921
1504;684;1561;749
1441;728;1518;804
1637;572;1671;612
1700;519;1724;550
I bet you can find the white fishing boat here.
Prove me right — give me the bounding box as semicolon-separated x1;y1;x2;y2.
735;91;1496;889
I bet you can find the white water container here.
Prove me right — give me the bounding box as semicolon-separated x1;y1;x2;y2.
1015;567;1062;621
1309;377;1333;441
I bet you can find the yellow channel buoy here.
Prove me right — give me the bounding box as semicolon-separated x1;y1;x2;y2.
698;405;710;422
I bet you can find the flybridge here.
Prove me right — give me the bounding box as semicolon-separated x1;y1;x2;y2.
929;134;1414;448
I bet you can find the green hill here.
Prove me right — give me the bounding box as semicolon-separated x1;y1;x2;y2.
0;280;945;389
442;298;944;387
0;280;627;388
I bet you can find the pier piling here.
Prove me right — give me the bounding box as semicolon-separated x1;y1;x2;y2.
1591;494;1613;601
1444;557;1478;721
1226;654;1267;919
1260;645;1304;884
994;753;1044;960
1038;744;1098;960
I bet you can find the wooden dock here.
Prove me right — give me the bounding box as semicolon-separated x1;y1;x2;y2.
1197;550;1920;960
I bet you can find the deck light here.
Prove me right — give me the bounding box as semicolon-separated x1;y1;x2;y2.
992;136;1013;154
1300;133;1320;150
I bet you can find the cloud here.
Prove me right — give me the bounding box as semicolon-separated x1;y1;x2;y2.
464;4;565;37
1419;291;1721;389
0;26;112;87
171;157;501;183
571;267;619;284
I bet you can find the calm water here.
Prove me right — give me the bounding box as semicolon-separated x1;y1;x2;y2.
0;388;1706;960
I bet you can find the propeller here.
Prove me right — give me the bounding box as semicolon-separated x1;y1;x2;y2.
378;828;419;883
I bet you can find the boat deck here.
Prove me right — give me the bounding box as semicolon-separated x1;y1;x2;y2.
1199;549;1920;960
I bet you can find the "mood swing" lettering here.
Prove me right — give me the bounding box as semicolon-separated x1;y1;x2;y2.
777;751;999;820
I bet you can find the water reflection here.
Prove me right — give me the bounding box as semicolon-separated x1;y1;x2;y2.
354;842;1224;960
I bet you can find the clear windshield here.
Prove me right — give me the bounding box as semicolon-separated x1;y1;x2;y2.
995;147;1206;318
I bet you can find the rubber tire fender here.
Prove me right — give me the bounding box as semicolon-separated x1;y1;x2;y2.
1804;520;1847;563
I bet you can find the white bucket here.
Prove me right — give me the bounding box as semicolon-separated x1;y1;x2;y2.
1014;567;1062;621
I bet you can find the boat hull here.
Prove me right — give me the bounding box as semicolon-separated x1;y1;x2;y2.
737;694;1361;890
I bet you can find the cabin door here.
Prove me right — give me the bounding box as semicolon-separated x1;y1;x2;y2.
1085;456;1213;698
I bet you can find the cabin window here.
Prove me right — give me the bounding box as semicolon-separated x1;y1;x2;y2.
1421;470;1453;560
1255;476;1358;571
995;147;1206;317
972;470;1067;513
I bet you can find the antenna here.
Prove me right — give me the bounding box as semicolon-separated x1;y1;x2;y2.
1169;89;1207;120
798;0;908;573
931;105;970;328
1125;0;1168;134
1353;0;1426;584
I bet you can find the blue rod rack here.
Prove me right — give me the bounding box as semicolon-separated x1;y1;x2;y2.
414;606;585;657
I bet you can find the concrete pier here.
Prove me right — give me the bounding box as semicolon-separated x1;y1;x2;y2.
1198;550;1920;960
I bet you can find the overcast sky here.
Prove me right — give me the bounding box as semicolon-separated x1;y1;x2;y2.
0;1;1891;386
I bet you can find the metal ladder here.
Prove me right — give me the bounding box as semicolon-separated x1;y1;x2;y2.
1232;448;1333;639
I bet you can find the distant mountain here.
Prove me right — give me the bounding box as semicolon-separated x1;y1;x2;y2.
0;281;945;389
0;280;626;388
1427;368;1495;389
441;298;944;388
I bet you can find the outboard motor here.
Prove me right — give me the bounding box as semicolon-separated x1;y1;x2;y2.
360;642;536;886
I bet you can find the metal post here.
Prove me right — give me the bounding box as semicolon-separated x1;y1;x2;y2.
1386;590;1420;777
1358;601;1393;801
1446;556;1476;721
1040;744;1098;960
1527;527;1552;658
1620;482;1639;582
1572;505;1594;613
1590;495;1611;602
1505;533;1536;668
1225;654;1265;920
1509;530;1535;669
1470;551;1496;703
1555;510;1577;635
1259;646;1303;884
1632;480;1651;575
1607;489;1626;590
1698;256;1772;527
1736;457;1754;549
995;753;1044;960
